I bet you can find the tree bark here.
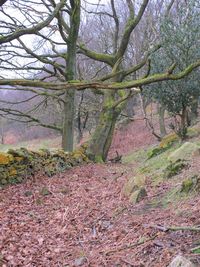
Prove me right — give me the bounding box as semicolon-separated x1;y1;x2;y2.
179;105;188;140
61;0;80;152
62;89;75;151
0;0;7;7
157;104;167;137
188;97;199;126
86;91;121;162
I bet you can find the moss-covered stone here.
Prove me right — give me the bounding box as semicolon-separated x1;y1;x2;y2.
163;159;187;179
0;146;89;186
180;175;200;194
123;176;138;196
123;175;146;197
181;179;194;193
0;152;14;165
129;187;147;204
1;179;8;185
159;133;179;149
168;142;200;162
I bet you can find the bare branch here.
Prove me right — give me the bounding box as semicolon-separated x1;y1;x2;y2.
0;59;199;90
116;0;149;59
0;0;66;44
0;0;7;7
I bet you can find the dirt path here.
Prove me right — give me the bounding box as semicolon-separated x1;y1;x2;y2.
1;161;200;267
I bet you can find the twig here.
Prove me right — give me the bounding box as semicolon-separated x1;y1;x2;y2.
109;151;122;163
191;245;200;253
146;224;200;232
168;226;200;232
104;235;157;255
121;258;135;266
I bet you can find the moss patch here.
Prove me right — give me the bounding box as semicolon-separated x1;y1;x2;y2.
163;160;188;179
180;175;200;194
181;179;194;193
168;142;200;162
0;145;89;186
122;148;147;164
129;187;147;204
123;174;146;197
0;152;14;165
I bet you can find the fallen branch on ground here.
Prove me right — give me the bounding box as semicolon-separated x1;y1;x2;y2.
146;224;200;232
103;234;157;255
190;245;200;253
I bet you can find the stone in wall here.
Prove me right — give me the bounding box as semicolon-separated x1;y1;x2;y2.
0;145;89;186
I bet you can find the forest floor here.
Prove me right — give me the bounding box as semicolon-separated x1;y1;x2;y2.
1;120;200;267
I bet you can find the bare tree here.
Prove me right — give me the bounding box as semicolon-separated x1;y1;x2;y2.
0;0;199;161
0;0;80;151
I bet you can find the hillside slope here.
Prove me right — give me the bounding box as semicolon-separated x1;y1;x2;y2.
1;123;200;266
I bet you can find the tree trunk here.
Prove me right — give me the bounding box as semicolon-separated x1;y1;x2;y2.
179;105;188;140
62;89;75;151
61;1;80;152
86;108;119;162
157;104;167;137
187;97;199;126
87;91;121;162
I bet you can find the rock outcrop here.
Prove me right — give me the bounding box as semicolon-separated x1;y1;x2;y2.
168;142;200;162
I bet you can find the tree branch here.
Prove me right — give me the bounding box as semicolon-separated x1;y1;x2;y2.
0;0;7;7
0;59;199;90
0;108;62;131
0;0;66;44
116;0;149;59
78;44;115;66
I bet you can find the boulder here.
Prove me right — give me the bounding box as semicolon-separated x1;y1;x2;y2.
123;175;146;197
181;175;200;193
129;187;147;204
163;159;187;179
168;255;195;267
168;142;200;162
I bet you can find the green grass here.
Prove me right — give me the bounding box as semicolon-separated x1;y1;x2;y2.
122;148;148;164
123;142;182;187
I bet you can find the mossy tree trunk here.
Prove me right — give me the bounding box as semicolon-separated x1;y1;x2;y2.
157;104;167;137
187;97;199;126
87;65;129;162
62;89;75;151
83;0;150;161
86;91;122;162
62;1;80;152
179;105;188;140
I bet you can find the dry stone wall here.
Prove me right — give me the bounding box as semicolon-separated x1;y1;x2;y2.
0;145;88;186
